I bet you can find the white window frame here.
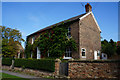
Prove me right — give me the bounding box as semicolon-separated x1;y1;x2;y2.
64;48;72;59
49;32;51;38
81;48;86;58
97;51;100;56
37;47;41;59
31;52;33;58
32;37;35;44
48;50;50;57
67;27;71;38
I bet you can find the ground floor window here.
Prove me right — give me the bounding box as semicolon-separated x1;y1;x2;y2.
97;51;100;56
64;48;72;59
81;48;86;58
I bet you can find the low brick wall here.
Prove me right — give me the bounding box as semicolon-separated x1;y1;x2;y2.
68;60;120;79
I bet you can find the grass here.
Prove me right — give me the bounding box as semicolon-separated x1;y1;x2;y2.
1;73;30;80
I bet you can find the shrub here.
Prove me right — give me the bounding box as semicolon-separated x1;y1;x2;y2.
3;58;55;72
2;58;12;66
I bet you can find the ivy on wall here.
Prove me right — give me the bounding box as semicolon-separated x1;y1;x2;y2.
25;22;77;58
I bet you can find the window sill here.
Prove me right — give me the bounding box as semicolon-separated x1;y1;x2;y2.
63;57;72;59
82;56;86;58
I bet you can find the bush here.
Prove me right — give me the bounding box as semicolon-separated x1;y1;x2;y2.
2;58;55;72
2;58;12;66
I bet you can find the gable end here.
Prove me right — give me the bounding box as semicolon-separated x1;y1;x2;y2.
79;11;101;32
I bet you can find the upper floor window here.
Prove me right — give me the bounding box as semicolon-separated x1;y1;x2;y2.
49;32;51;38
67;27;71;38
32;37;35;44
81;48;86;58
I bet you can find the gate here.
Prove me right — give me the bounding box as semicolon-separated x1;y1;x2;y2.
59;62;68;76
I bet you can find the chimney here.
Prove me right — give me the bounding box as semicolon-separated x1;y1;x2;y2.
85;3;92;13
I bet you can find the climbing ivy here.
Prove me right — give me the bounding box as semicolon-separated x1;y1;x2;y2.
26;22;77;58
38;23;77;58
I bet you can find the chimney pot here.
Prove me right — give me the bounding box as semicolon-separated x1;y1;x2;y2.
85;3;92;13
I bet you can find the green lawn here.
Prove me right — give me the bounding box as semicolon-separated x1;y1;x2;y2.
1;73;30;80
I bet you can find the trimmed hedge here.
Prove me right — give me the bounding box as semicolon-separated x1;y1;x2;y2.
2;58;12;66
2;58;55;72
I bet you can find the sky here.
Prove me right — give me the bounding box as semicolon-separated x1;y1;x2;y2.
2;2;118;48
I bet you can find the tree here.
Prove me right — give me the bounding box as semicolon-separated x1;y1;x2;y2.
0;26;24;57
116;46;120;55
101;39;116;57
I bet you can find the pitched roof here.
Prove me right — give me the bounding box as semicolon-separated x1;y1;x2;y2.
27;13;86;38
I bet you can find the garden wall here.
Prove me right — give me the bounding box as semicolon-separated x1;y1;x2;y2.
68;60;120;79
2;58;120;79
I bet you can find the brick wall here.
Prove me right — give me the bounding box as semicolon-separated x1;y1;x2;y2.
68;60;120;79
70;21;79;59
79;14;101;60
54;59;61;76
27;21;80;59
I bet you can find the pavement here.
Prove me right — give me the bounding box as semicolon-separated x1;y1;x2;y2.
1;70;54;80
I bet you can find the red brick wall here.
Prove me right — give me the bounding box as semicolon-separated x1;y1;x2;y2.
68;60;120;79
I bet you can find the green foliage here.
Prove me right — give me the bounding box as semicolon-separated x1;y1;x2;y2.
116;45;120;55
101;39;117;57
37;23;77;58
25;38;38;58
1;26;24;57
2;58;12;66
24;42;32;58
25;23;77;58
2;58;55;72
2;73;30;80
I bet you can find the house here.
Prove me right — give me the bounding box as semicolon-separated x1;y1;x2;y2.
26;3;101;60
15;44;24;58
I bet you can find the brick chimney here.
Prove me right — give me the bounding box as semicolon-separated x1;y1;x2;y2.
85;3;92;13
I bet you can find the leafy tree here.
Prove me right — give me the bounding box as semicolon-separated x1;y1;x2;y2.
116;46;120;55
101;39;116;57
0;26;24;57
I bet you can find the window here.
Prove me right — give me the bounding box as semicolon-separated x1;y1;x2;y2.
81;48;86;58
67;27;71;38
104;54;106;57
48;50;50;57
64;48;72;58
49;32;51;38
97;51;100;56
48;52;49;57
31;52;33;58
32;37;35;44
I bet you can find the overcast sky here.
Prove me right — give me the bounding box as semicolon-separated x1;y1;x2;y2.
2;2;118;48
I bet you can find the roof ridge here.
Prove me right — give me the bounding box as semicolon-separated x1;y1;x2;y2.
27;13;86;38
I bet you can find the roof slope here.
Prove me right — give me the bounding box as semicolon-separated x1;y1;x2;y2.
27;13;86;37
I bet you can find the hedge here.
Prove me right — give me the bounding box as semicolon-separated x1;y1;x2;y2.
2;58;55;72
2;58;12;66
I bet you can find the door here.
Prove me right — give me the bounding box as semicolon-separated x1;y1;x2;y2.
37;47;41;59
94;51;97;60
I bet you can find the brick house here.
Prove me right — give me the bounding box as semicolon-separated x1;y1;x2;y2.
27;3;101;60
